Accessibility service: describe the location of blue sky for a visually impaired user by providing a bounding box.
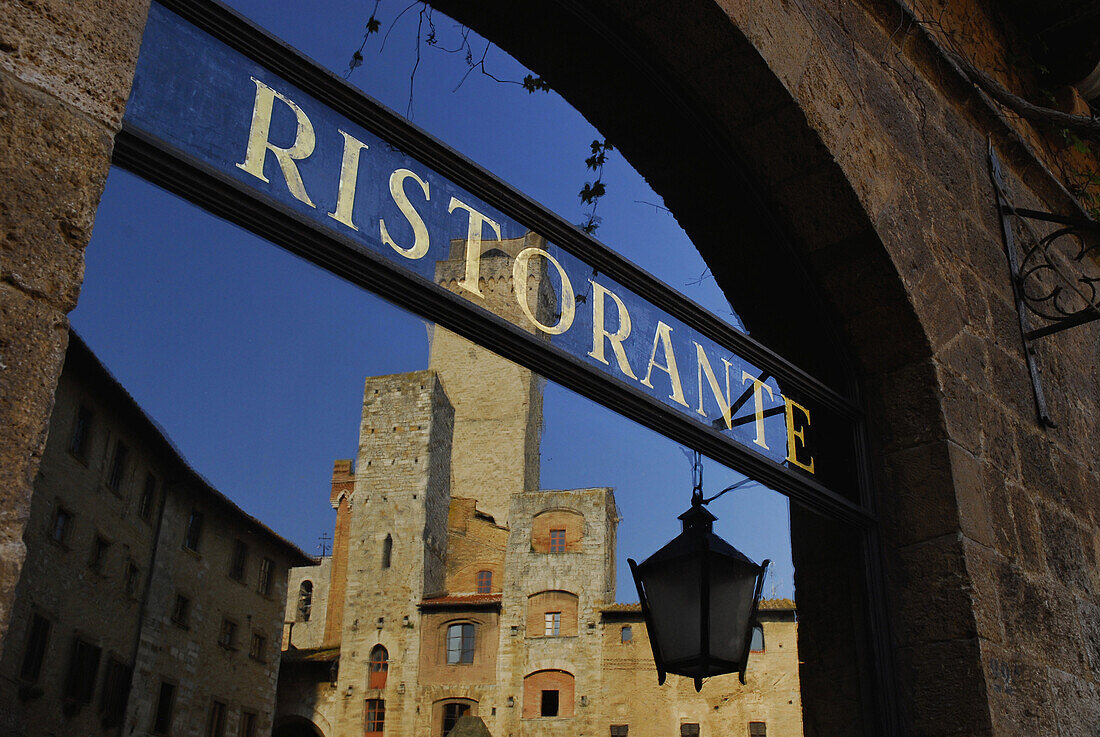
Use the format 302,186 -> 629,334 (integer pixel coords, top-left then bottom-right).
72,0 -> 796,600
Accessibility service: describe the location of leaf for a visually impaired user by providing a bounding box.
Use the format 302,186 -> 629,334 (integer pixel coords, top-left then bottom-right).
366,16 -> 380,33
521,75 -> 552,93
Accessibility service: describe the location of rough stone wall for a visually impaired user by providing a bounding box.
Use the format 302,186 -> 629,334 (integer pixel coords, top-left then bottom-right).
0,358 -> 158,736
598,607 -> 802,737
0,0 -> 150,651
430,232 -> 554,525
445,497 -> 508,594
326,370 -> 453,737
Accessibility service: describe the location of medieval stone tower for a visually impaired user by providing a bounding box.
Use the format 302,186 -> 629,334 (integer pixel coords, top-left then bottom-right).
274,233 -> 801,737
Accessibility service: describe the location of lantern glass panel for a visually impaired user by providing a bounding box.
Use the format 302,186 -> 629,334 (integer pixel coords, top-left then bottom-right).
641,554 -> 702,665
707,555 -> 759,666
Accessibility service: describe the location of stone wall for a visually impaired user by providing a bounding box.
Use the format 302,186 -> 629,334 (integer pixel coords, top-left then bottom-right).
0,0 -> 150,649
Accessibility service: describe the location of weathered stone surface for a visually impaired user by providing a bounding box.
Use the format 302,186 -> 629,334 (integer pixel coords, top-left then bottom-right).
891,536 -> 977,648
0,75 -> 112,310
0,0 -> 150,129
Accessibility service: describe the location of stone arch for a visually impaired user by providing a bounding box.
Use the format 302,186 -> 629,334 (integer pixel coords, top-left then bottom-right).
526,589 -> 579,636
424,2 -> 992,735
273,714 -> 326,737
531,508 -> 584,553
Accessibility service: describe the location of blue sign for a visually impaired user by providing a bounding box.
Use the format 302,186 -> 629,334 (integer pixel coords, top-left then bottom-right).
125,2 -> 827,479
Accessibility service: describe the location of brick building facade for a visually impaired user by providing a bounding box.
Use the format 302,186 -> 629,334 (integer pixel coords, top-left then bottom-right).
3,1 -> 1100,736
0,333 -> 312,736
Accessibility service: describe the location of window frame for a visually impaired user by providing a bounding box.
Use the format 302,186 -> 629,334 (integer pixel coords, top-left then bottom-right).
544,611 -> 561,637
257,556 -> 274,596
105,439 -> 129,493
217,617 -> 238,650
183,509 -> 203,553
365,698 -> 385,735
69,404 -> 94,463
445,622 -> 475,665
297,579 -> 314,621
548,528 -> 566,553
19,613 -> 51,683
540,689 -> 560,717
249,632 -> 266,662
50,504 -> 74,547
171,593 -> 192,629
476,569 -> 492,594
63,636 -> 102,705
229,539 -> 248,582
206,699 -> 228,737
152,680 -> 177,735
138,472 -> 158,521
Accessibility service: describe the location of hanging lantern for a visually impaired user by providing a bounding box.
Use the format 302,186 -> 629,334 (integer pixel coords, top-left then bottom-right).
629,499 -> 769,692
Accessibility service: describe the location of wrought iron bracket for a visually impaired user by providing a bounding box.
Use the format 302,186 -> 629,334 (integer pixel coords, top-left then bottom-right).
989,143 -> 1100,428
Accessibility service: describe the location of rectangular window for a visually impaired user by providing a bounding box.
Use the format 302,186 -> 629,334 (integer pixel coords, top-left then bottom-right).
446,623 -> 475,664
184,510 -> 203,552
238,711 -> 257,737
610,727 -> 629,737
206,700 -> 227,737
541,689 -> 559,717
621,625 -> 632,643
748,723 -> 766,737
476,569 -> 492,594
749,624 -> 764,652
257,557 -> 274,595
64,637 -> 102,704
249,633 -> 266,661
51,506 -> 73,545
681,725 -> 700,737
365,698 -> 385,734
218,618 -> 237,650
442,702 -> 469,736
549,528 -> 566,553
125,561 -> 140,598
89,535 -> 110,572
69,405 -> 93,462
106,441 -> 128,492
544,611 -> 561,636
152,681 -> 176,734
171,594 -> 191,628
229,540 -> 248,582
19,613 -> 51,682
139,473 -> 158,521
100,658 -> 132,727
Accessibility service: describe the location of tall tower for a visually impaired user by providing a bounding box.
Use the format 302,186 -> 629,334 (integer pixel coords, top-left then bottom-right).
429,231 -> 555,526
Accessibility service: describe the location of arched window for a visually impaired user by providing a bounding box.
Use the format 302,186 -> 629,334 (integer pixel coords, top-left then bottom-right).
442,702 -> 470,736
381,534 -> 392,569
297,581 -> 313,622
476,570 -> 492,594
527,591 -> 579,637
750,624 -> 765,653
446,623 -> 475,664
369,645 -> 388,689
434,698 -> 477,737
522,670 -> 575,719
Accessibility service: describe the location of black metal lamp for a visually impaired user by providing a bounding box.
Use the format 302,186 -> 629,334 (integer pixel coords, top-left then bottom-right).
628,462 -> 769,692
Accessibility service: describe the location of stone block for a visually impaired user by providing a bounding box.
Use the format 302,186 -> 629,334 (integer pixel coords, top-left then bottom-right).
980,641 -> 1056,737
795,41 -> 857,154
995,561 -> 1085,669
939,370 -> 982,456
894,639 -> 992,737
882,441 -> 961,547
1078,596 -> 1100,679
0,0 -> 150,129
1048,668 -> 1100,737
891,536 -> 976,648
0,75 -> 113,310
1039,507 -> 1093,595
1007,486 -> 1046,573
870,359 -> 945,451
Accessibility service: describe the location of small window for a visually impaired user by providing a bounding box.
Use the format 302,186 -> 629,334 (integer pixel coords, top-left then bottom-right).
381,534 -> 392,569
100,658 -> 132,727
748,723 -> 766,737
238,711 -> 257,737
51,506 -> 74,545
442,702 -> 471,736
541,689 -> 559,717
750,624 -> 764,653
610,727 -> 629,737
249,633 -> 266,662
446,623 -> 475,664
549,529 -> 566,553
206,700 -> 227,737
171,594 -> 191,628
19,613 -> 51,683
257,557 -> 274,596
621,625 -> 632,643
218,618 -> 237,649
476,570 -> 492,594
152,681 -> 176,735
106,441 -> 129,493
544,612 -> 561,637
89,535 -> 110,572
139,474 -> 158,521
64,637 -> 102,704
125,561 -> 140,598
681,725 -> 700,737
369,645 -> 389,689
229,540 -> 248,582
69,405 -> 93,462
298,580 -> 314,621
365,698 -> 385,735
184,510 -> 203,552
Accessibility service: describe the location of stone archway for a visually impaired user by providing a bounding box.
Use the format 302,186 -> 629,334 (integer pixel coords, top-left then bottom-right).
273,715 -> 326,737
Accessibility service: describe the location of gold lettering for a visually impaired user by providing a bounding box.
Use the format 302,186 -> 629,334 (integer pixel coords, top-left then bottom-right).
695,343 -> 734,429
235,77 -> 316,207
448,197 -> 503,298
513,248 -> 575,334
327,130 -> 369,230
783,396 -> 815,473
588,281 -> 637,380
741,371 -> 775,450
380,168 -> 431,259
640,321 -> 688,407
